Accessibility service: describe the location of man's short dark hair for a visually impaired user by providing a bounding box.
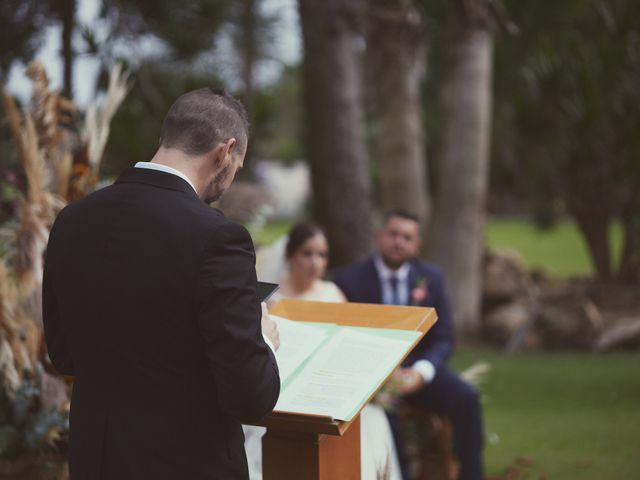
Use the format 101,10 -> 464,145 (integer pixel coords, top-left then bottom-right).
160,88 -> 249,156
383,208 -> 420,226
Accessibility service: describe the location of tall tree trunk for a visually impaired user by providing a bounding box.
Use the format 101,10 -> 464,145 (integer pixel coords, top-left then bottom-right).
618,220 -> 640,283
564,163 -> 615,281
572,211 -> 612,281
299,0 -> 373,267
616,197 -> 640,283
431,3 -> 494,336
240,0 -> 256,116
60,0 -> 75,99
368,0 -> 429,227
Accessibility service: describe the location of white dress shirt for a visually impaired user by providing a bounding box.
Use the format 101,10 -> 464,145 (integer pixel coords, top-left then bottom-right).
373,255 -> 410,306
134,161 -> 197,193
133,161 -> 277,354
373,254 -> 436,384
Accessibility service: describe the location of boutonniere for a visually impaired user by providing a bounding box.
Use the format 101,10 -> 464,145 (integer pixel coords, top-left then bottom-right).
410,277 -> 429,305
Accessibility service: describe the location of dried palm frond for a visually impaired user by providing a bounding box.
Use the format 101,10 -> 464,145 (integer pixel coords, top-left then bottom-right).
1,103 -> 63,282
56,150 -> 73,197
84,62 -> 130,173
7,336 -> 32,383
0,259 -> 18,323
0,335 -> 20,396
1,90 -> 60,216
66,145 -> 91,201
25,60 -> 77,203
0,217 -> 46,399
13,201 -> 49,294
1,302 -> 41,387
41,191 -> 66,226
23,112 -> 50,206
26,60 -> 57,147
67,63 -> 129,200
26,60 -> 75,152
11,307 -> 40,377
1,89 -> 28,170
0,261 -> 18,339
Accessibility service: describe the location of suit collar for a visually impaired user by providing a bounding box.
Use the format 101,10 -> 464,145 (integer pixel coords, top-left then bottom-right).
372,254 -> 411,281
364,258 -> 383,304
115,167 -> 201,199
134,161 -> 197,193
408,261 -> 420,293
368,256 -> 427,305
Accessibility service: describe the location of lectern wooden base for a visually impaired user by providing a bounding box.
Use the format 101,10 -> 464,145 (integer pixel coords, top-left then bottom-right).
260,300 -> 437,480
262,415 -> 361,480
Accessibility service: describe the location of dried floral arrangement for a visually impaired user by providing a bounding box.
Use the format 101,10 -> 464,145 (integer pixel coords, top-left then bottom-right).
0,60 -> 129,472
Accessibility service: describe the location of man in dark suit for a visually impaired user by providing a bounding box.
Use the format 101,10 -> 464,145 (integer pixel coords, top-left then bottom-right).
43,88 -> 280,480
334,209 -> 483,480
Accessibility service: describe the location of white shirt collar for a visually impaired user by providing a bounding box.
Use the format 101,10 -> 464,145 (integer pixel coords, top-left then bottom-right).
134,162 -> 197,194
373,254 -> 410,281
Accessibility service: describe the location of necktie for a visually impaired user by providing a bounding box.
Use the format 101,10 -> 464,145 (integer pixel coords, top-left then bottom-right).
389,274 -> 401,305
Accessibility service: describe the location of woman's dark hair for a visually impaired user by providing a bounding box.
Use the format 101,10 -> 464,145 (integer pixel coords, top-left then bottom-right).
285,222 -> 326,259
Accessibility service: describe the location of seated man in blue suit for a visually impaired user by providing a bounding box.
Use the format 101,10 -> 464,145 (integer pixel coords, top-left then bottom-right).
334,209 -> 484,480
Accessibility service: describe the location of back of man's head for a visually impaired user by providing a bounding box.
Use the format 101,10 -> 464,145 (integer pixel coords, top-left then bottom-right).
160,88 -> 249,156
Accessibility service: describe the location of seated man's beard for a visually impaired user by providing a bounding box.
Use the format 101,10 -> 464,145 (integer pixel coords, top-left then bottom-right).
381,253 -> 404,271
204,164 -> 232,204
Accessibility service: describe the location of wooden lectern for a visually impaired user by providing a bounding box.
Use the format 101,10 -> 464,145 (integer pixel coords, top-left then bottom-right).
261,300 -> 438,480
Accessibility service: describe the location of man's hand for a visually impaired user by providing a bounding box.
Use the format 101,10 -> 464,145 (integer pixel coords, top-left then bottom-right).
393,367 -> 424,395
261,302 -> 280,351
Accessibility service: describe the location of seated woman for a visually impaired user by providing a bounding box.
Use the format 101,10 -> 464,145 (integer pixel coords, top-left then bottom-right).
269,222 -> 345,304
244,222 -> 402,480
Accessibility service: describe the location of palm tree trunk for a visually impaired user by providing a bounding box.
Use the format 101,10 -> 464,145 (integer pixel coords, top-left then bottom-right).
299,0 -> 373,266
368,0 -> 429,226
432,11 -> 494,336
240,0 -> 256,116
617,221 -> 639,283
60,0 -> 75,99
573,210 -> 612,281
615,199 -> 639,283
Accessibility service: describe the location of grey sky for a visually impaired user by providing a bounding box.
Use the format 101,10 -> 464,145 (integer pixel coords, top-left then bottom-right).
7,0 -> 301,107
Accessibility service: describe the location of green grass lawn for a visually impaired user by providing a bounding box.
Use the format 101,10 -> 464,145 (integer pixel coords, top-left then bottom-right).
451,348 -> 640,479
486,219 -> 622,278
251,220 -> 293,247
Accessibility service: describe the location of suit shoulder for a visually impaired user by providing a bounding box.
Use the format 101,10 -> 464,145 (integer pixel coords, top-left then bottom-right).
333,258 -> 372,282
414,261 -> 446,284
217,219 -> 252,242
202,213 -> 253,248
49,184 -> 117,227
422,262 -> 444,276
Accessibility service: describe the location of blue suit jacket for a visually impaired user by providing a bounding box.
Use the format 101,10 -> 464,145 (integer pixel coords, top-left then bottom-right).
333,257 -> 454,371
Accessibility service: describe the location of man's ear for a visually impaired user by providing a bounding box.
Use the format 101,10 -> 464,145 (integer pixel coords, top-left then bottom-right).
411,226 -> 423,255
212,138 -> 237,168
414,236 -> 423,255
220,138 -> 237,162
226,137 -> 237,155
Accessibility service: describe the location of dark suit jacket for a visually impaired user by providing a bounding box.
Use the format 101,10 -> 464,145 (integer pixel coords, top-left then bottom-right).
334,257 -> 454,371
43,168 -> 280,480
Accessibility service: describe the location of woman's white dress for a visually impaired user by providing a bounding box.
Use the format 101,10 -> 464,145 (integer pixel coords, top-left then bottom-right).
243,280 -> 402,480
